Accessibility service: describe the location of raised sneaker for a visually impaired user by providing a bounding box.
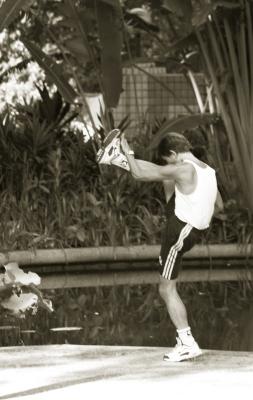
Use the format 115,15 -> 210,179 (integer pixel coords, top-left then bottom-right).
103,128 -> 122,147
96,130 -> 130,171
96,128 -> 122,163
110,147 -> 130,170
163,337 -> 202,362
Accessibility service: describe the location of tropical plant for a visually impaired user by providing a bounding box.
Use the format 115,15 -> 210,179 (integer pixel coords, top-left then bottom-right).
0,262 -> 53,318
0,0 -> 32,32
195,2 -> 253,211
0,0 -> 126,156
0,88 -> 251,253
18,0 -> 126,142
130,1 -> 253,212
0,86 -> 164,250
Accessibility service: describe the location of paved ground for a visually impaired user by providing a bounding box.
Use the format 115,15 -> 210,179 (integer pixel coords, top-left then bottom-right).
0,345 -> 252,399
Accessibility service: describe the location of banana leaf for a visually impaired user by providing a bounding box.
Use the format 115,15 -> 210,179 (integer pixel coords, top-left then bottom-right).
21,39 -> 78,104
196,16 -> 253,211
162,0 -> 192,18
193,1 -> 240,28
64,37 -> 90,59
64,0 -> 93,60
0,0 -> 30,31
61,0 -> 104,135
163,0 -> 192,34
98,0 -> 121,8
96,0 -> 123,108
148,113 -> 218,150
246,1 -> 253,131
125,8 -> 159,32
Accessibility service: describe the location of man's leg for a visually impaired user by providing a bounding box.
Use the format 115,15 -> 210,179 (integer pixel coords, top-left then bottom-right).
96,129 -> 130,171
158,217 -> 202,361
159,277 -> 189,330
158,276 -> 202,361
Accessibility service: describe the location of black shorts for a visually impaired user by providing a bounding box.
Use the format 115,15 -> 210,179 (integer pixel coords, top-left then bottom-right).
159,212 -> 201,280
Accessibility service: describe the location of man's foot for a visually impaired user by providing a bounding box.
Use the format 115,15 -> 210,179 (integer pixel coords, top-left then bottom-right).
96,129 -> 129,171
163,337 -> 202,362
102,128 -> 122,149
96,128 -> 122,163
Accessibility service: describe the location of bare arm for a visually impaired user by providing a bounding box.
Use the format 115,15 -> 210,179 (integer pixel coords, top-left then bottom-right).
128,157 -> 175,201
131,159 -> 179,181
128,157 -> 183,181
121,136 -> 182,182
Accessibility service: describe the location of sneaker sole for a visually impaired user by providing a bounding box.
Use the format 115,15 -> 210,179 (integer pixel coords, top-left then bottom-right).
102,129 -> 122,149
163,349 -> 202,362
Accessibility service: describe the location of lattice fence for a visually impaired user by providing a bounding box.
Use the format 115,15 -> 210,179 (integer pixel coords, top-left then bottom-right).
113,65 -> 206,132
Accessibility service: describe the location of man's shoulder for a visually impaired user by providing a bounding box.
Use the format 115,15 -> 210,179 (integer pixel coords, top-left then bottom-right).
177,161 -> 195,174
161,161 -> 194,182
174,162 -> 196,186
162,161 -> 193,170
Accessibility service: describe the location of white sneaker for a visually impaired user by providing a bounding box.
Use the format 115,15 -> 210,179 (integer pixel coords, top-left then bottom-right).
111,147 -> 130,171
96,129 -> 121,163
163,337 -> 202,362
102,128 -> 122,148
96,129 -> 130,171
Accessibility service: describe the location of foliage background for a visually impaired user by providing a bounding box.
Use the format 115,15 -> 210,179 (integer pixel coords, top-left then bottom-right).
0,0 -> 253,350
0,91 -> 252,352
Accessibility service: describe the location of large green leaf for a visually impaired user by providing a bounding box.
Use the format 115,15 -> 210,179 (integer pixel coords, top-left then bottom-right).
96,0 -> 123,107
192,1 -> 240,28
245,1 -> 253,130
196,24 -> 253,211
128,8 -> 152,25
21,39 -> 78,104
163,0 -> 192,33
56,7 -> 95,32
63,0 -> 93,60
98,0 -> 121,9
148,113 -> 218,150
162,0 -> 192,18
64,37 -> 89,59
56,0 -> 123,107
126,7 -> 159,32
0,0 -> 30,31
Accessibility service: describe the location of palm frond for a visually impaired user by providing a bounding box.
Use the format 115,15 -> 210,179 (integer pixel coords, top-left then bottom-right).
0,59 -> 31,84
21,38 -> 77,104
148,113 -> 218,150
0,0 -> 30,31
96,0 -> 123,107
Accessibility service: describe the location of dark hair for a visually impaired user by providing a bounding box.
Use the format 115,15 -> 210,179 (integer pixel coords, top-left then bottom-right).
157,132 -> 192,159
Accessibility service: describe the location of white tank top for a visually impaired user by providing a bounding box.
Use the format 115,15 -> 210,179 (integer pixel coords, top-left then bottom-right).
175,160 -> 217,230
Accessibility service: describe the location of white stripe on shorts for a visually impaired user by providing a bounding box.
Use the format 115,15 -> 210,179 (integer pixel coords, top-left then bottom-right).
162,223 -> 193,280
162,224 -> 189,279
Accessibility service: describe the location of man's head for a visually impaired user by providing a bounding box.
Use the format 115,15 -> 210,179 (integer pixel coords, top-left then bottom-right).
157,132 -> 192,163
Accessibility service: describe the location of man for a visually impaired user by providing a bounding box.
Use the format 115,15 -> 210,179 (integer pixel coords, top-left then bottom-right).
97,130 -> 223,361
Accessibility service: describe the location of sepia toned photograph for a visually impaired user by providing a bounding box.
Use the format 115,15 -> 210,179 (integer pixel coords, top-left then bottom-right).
0,0 -> 252,399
